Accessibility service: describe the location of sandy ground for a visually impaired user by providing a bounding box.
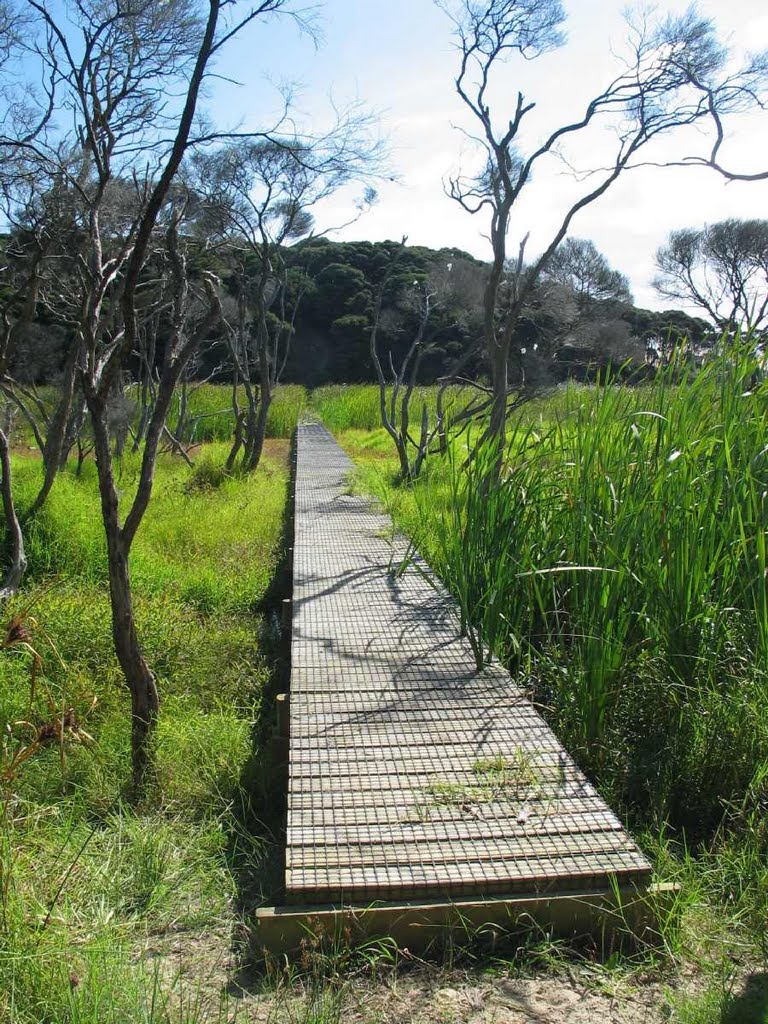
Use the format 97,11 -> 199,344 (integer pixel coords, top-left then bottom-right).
329,973 -> 674,1024
141,924 -> 686,1023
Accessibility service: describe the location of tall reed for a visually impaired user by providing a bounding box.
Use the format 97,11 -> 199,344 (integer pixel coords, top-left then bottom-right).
309,383 -> 466,435
413,347 -> 768,832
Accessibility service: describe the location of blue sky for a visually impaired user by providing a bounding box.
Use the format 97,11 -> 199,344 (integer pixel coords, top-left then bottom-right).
200,0 -> 768,311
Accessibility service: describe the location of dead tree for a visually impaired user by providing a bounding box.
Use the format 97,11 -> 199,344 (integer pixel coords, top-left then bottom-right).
370,271 -> 436,482
192,124 -> 380,472
443,0 -> 768,467
368,243 -> 490,478
369,245 -> 483,481
223,253 -> 308,472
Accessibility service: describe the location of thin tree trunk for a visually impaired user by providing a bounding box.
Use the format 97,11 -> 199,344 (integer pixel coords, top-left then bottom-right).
175,380 -> 189,442
394,434 -> 411,482
239,375 -> 258,468
133,375 -> 153,452
411,402 -> 430,479
436,385 -> 448,456
75,437 -> 92,477
59,398 -> 87,469
0,426 -> 27,600
28,344 -> 80,514
242,316 -> 270,473
488,341 -> 509,474
161,424 -> 193,467
225,373 -> 243,472
88,393 -> 159,795
245,372 -> 270,472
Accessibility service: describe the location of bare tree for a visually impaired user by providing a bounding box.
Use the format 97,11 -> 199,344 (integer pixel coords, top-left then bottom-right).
191,123 -> 379,472
0,0 -> 307,793
369,245 -> 484,480
443,0 -> 768,462
654,219 -> 768,336
370,249 -> 440,482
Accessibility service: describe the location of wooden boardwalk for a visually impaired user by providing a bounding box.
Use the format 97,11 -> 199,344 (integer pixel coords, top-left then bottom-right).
283,423 -> 652,909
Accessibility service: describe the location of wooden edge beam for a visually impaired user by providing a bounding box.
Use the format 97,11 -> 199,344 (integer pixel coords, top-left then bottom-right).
282,598 -> 292,629
253,882 -> 680,958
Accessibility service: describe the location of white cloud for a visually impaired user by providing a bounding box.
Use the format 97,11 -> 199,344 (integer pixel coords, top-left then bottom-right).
216,0 -> 768,314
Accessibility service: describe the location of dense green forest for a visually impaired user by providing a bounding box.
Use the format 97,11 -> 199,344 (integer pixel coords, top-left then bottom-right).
4,233 -> 714,390
279,238 -> 714,385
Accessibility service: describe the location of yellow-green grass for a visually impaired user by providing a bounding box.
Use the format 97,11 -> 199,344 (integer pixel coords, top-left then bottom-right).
167,382 -> 308,442
309,383 -> 476,434
0,443 -> 288,1022
6,383 -> 309,452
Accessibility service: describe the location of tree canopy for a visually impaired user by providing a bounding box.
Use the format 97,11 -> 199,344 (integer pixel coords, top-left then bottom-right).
654,219 -> 768,336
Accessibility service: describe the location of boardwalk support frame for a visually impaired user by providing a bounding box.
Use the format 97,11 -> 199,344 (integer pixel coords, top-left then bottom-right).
254,882 -> 678,956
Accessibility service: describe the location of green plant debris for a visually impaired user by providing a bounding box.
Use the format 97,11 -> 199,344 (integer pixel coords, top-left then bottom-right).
414,750 -> 542,819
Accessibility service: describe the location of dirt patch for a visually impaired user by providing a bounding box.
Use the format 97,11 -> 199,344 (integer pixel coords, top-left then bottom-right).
137,925 -> 682,1023
262,438 -> 292,471
331,970 -> 673,1024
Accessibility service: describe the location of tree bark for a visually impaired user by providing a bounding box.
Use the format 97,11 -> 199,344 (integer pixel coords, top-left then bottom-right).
244,320 -> 271,472
245,383 -> 270,472
28,342 -> 81,515
59,399 -> 88,470
225,373 -> 244,472
88,393 -> 159,795
0,426 -> 27,600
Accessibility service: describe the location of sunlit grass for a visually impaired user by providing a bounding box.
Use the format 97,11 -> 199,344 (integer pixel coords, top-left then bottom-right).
166,383 -> 308,442
0,442 -> 288,1023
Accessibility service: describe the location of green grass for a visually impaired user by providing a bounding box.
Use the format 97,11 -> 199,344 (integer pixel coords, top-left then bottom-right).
165,383 -> 308,442
309,385 -> 384,432
6,384 -> 309,452
309,383 -> 469,435
0,442 -> 288,1022
4,363 -> 768,1019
